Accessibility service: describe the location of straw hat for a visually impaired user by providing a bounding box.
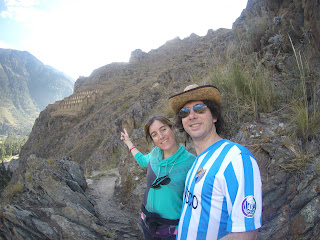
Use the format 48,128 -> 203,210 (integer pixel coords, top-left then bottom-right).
169,84 -> 221,113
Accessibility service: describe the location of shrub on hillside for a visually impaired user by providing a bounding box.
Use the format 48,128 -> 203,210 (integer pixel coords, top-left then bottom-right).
0,161 -> 12,191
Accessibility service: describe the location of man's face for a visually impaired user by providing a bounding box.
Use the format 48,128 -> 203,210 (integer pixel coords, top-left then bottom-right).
181,100 -> 217,142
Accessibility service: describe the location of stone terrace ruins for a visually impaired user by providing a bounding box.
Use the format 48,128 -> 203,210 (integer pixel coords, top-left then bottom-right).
50,89 -> 102,117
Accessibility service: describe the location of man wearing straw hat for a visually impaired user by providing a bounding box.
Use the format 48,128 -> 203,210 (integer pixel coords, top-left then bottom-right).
169,84 -> 262,240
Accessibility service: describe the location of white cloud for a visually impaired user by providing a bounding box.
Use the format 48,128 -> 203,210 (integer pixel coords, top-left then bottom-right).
1,0 -> 42,20
0,41 -> 14,49
1,0 -> 248,78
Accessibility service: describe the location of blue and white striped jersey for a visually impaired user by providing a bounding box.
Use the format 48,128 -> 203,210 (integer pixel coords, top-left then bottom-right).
177,139 -> 262,240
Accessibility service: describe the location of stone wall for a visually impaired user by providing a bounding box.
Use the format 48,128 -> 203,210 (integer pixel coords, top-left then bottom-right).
51,89 -> 102,117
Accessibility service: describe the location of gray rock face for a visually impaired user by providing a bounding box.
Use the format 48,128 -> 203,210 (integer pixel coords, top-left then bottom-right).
233,114 -> 320,240
0,155 -> 111,239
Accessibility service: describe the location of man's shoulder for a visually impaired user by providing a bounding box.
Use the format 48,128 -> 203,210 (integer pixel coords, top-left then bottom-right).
224,141 -> 253,157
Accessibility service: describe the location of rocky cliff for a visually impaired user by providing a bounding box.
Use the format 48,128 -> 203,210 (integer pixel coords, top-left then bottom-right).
0,155 -> 117,239
0,49 -> 74,135
1,0 -> 320,239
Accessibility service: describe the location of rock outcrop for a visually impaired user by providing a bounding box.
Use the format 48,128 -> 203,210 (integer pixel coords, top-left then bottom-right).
234,114 -> 320,239
0,155 -> 112,239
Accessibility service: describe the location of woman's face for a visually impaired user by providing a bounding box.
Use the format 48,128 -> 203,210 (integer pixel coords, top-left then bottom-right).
149,120 -> 176,151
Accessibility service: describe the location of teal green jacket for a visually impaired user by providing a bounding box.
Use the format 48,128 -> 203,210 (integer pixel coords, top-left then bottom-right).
134,145 -> 196,220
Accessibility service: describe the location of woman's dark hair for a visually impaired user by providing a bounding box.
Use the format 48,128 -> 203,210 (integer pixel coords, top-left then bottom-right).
144,116 -> 174,144
174,100 -> 225,139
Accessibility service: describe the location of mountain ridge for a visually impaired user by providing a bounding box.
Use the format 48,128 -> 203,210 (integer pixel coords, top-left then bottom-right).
0,48 -> 74,135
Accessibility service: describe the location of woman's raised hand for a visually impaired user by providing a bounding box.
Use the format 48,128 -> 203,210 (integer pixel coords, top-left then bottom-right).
120,128 -> 133,148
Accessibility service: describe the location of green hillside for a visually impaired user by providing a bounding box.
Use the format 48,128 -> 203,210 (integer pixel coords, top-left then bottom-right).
0,49 -> 74,135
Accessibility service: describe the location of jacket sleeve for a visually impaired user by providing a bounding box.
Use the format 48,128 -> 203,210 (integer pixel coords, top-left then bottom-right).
134,152 -> 150,168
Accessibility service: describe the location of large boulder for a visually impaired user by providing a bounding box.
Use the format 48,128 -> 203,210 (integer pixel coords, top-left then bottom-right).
0,155 -> 111,239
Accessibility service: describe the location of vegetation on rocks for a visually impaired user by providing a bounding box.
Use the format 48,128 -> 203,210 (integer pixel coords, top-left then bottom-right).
0,161 -> 12,191
0,134 -> 28,162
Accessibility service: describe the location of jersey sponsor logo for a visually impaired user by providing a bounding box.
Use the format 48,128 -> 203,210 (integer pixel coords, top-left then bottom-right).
195,167 -> 206,184
184,189 -> 198,209
242,195 -> 256,218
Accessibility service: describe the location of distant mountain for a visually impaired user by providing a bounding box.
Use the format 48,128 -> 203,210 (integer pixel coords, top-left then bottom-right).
0,49 -> 74,135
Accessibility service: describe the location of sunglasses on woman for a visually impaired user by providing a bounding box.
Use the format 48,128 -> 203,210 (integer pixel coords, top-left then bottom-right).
151,175 -> 171,188
178,103 -> 208,118
151,158 -> 177,189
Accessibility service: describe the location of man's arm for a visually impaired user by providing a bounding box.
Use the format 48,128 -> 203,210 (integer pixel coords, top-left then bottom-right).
220,229 -> 258,240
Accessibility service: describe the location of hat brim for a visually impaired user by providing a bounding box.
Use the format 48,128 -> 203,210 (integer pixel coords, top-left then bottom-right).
169,85 -> 221,113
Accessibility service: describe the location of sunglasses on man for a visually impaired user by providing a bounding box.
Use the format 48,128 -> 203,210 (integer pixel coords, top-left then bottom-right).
178,103 -> 208,118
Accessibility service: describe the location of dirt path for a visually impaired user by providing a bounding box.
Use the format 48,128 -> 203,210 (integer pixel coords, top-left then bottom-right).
85,168 -> 142,240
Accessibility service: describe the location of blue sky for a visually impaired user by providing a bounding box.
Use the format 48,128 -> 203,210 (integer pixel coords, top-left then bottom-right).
0,0 -> 248,79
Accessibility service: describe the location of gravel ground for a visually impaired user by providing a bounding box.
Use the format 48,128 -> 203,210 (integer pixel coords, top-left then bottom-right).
86,168 -> 142,240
